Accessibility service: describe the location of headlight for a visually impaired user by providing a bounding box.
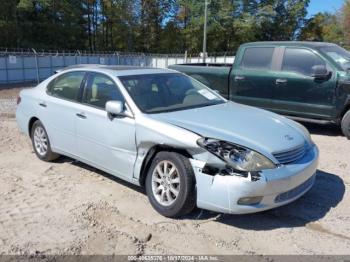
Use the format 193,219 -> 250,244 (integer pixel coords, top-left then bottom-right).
197,138 -> 276,172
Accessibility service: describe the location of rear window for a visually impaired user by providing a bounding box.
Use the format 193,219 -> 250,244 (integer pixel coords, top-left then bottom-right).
241,47 -> 274,70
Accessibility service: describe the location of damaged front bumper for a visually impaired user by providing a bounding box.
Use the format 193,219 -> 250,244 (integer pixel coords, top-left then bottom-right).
190,145 -> 319,214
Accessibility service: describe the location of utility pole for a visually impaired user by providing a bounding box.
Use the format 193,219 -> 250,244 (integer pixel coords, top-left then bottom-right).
202,0 -> 208,63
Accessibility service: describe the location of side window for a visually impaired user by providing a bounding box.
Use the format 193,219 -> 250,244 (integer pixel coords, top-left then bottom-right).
48,72 -> 85,101
83,73 -> 124,109
282,48 -> 326,76
241,47 -> 274,70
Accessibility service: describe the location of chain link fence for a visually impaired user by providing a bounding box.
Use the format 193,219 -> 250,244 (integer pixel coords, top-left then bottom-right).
0,48 -> 235,87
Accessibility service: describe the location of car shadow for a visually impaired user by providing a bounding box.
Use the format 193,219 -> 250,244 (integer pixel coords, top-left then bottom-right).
301,122 -> 343,137
56,156 -> 146,194
185,170 -> 345,230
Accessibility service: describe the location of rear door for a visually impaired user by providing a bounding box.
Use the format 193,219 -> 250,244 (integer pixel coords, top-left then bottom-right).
230,46 -> 278,110
76,72 -> 137,180
44,71 -> 86,156
271,47 -> 336,119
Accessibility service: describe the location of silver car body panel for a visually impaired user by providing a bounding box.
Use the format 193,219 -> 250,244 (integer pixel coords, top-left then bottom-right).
16,66 -> 319,214
148,102 -> 309,163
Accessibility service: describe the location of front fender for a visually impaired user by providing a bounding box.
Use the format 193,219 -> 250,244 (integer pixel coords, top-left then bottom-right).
132,115 -> 202,181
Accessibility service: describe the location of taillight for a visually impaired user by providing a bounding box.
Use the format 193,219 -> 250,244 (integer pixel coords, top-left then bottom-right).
16,96 -> 21,105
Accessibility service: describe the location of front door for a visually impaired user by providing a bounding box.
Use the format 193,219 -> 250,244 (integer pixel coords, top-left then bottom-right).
76,72 -> 137,181
271,47 -> 336,119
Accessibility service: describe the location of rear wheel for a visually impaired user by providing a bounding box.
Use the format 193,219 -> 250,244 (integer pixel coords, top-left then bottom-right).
341,110 -> 350,139
145,151 -> 196,218
31,120 -> 60,161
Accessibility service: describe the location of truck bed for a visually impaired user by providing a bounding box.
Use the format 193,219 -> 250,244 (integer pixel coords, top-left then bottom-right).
168,63 -> 232,98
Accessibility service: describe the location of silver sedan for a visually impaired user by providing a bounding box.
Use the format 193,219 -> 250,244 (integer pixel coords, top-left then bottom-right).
16,66 -> 318,217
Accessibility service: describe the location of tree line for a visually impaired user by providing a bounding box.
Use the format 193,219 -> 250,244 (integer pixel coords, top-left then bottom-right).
0,0 -> 349,54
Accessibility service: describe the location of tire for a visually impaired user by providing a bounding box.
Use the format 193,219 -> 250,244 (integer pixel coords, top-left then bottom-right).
145,151 -> 196,218
31,120 -> 60,161
341,110 -> 350,139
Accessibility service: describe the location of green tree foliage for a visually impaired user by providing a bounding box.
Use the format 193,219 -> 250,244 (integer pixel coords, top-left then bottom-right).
136,0 -> 177,52
300,12 -> 344,44
0,0 -> 18,48
343,0 -> 350,47
299,0 -> 350,47
14,0 -> 86,49
175,0 -> 310,53
1,0 -> 343,53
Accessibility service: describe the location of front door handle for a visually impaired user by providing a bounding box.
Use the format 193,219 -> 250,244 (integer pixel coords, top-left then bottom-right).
76,112 -> 87,119
39,102 -> 47,108
276,79 -> 288,84
235,76 -> 245,81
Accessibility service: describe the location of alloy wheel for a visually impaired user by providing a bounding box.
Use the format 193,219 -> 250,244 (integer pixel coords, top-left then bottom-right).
33,126 -> 48,156
151,160 -> 180,206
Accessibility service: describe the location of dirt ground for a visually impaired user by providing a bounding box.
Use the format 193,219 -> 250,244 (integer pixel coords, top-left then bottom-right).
0,88 -> 349,256
0,87 -> 24,99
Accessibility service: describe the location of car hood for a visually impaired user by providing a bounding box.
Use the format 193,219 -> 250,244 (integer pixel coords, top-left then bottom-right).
148,102 -> 306,157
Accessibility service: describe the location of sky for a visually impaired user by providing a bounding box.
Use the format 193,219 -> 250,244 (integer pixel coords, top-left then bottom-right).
308,0 -> 344,17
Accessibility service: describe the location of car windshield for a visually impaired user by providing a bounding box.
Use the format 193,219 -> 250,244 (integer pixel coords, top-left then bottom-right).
119,73 -> 225,113
320,45 -> 350,70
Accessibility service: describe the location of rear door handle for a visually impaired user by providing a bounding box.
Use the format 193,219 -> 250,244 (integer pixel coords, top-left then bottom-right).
276,79 -> 288,84
235,76 -> 245,81
39,102 -> 47,108
76,112 -> 87,119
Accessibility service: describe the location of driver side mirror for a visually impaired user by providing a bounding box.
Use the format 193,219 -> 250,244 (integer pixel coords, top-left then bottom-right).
311,65 -> 331,80
106,100 -> 124,118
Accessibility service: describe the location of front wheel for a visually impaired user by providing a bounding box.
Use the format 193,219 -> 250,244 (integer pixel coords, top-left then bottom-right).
341,110 -> 350,139
31,120 -> 60,161
145,151 -> 196,218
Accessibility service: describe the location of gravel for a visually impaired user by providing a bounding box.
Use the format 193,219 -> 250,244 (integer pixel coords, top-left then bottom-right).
0,87 -> 26,116
0,99 -> 17,115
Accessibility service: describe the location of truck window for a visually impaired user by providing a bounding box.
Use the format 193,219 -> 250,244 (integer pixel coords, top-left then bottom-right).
320,45 -> 350,70
282,48 -> 326,76
241,47 -> 274,70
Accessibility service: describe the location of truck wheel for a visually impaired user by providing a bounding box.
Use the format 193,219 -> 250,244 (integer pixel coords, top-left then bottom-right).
145,151 -> 196,218
31,120 -> 60,161
341,110 -> 350,139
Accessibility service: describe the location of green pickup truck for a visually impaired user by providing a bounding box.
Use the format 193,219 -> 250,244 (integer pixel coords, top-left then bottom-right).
169,41 -> 350,138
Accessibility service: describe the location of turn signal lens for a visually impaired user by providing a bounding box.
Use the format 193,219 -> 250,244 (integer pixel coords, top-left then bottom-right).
237,196 -> 263,205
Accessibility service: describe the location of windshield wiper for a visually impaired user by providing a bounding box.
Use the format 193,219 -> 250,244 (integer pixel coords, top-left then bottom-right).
147,101 -> 225,114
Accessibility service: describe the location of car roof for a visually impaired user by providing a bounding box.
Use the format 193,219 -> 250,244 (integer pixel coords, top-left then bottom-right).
57,64 -> 175,76
240,41 -> 338,49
